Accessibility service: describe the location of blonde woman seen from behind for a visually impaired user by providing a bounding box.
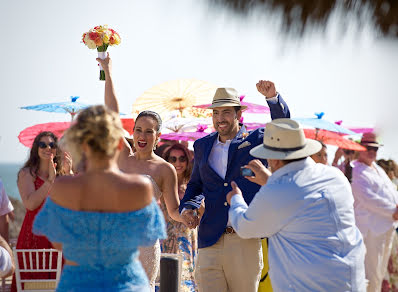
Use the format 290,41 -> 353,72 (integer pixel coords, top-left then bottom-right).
33,105 -> 166,291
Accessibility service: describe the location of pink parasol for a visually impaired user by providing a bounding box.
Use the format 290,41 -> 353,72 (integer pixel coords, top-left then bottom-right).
244,122 -> 266,131
334,120 -> 374,134
194,95 -> 270,114
304,129 -> 366,151
18,122 -> 71,148
160,124 -> 211,142
18,118 -> 135,148
239,117 -> 266,131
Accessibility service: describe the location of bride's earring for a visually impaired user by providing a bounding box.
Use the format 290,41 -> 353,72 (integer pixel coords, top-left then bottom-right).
153,139 -> 159,150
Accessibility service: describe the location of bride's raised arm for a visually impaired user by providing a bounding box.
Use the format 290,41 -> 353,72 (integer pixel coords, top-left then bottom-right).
96,53 -> 132,156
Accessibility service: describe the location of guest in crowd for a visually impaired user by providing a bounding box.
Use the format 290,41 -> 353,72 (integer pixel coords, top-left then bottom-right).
227,118 -> 366,291
11,131 -> 71,292
33,105 -> 166,291
332,147 -> 357,183
351,132 -> 398,292
97,53 -> 189,290
379,158 -> 398,291
0,235 -> 14,278
154,142 -> 171,158
310,141 -> 328,164
378,159 -> 398,182
162,143 -> 202,291
0,178 -> 14,242
181,81 -> 290,292
377,159 -> 398,291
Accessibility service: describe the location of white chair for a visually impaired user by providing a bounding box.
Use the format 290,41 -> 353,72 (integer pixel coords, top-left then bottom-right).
13,248 -> 62,292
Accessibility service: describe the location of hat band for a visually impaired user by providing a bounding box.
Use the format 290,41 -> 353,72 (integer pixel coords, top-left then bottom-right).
263,143 -> 306,152
212,99 -> 241,105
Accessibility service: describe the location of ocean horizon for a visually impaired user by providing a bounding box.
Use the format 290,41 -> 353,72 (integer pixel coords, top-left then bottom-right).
0,162 -> 22,200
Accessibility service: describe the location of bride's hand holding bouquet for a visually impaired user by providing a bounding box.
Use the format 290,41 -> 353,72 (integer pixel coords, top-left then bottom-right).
82,25 -> 121,80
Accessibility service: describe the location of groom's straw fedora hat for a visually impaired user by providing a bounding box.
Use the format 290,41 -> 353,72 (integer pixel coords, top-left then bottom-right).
250,119 -> 322,160
207,88 -> 247,110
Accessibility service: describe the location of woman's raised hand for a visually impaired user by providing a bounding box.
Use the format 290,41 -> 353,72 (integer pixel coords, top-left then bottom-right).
62,152 -> 73,175
48,154 -> 57,183
96,52 -> 112,75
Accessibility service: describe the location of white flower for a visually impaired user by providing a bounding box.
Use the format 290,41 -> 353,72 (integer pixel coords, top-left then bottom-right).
83,34 -> 97,49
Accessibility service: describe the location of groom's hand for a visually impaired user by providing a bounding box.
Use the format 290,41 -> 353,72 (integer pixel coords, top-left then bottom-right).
256,80 -> 277,99
181,209 -> 200,229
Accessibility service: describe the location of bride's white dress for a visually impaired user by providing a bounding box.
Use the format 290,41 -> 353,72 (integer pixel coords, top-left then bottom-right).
139,176 -> 162,291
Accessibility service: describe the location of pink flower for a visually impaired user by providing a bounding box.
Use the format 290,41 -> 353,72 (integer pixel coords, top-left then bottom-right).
89,31 -> 99,40
197,124 -> 208,132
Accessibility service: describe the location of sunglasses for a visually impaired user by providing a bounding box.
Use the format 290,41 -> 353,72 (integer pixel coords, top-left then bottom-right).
366,146 -> 379,152
343,150 -> 354,155
38,141 -> 56,149
168,156 -> 187,163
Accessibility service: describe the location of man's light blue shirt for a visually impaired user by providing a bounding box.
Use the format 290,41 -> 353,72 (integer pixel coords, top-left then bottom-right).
229,158 -> 366,291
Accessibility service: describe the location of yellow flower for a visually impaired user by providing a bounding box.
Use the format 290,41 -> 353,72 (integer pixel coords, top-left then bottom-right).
242,132 -> 249,138
103,33 -> 110,44
113,34 -> 121,45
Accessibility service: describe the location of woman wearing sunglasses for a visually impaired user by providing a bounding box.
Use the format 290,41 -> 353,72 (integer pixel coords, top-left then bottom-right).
162,143 -> 203,291
11,131 -> 71,292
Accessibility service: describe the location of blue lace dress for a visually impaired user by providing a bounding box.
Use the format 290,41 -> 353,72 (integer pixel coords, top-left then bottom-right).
33,198 -> 166,292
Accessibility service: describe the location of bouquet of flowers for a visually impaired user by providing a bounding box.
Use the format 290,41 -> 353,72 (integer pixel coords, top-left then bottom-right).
82,25 -> 121,80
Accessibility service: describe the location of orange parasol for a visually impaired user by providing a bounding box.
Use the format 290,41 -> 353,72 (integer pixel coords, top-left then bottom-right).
304,129 -> 366,151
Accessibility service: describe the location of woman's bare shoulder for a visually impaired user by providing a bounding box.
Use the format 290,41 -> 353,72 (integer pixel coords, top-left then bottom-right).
18,167 -> 32,178
157,159 -> 177,177
118,173 -> 153,209
50,175 -> 81,205
17,168 -> 35,186
151,156 -> 173,171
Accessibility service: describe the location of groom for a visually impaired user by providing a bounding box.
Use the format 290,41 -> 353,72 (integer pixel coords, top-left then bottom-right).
180,81 -> 290,291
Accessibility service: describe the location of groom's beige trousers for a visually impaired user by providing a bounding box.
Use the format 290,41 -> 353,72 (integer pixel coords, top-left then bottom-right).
195,232 -> 263,292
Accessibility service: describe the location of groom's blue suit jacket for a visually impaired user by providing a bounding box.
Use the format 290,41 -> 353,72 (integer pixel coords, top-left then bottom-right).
180,95 -> 290,248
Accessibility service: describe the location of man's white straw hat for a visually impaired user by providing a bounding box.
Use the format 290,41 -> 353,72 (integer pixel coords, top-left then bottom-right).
250,118 -> 322,160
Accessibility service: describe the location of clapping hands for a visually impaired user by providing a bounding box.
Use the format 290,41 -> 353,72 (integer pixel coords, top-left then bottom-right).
48,154 -> 57,183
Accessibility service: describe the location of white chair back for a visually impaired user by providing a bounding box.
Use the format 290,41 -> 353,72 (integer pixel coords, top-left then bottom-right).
13,248 -> 62,292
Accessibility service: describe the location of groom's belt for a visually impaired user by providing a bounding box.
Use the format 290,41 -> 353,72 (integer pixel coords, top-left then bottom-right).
224,226 -> 236,234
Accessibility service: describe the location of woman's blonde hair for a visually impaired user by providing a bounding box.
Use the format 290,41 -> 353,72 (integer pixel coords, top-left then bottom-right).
62,105 -> 124,165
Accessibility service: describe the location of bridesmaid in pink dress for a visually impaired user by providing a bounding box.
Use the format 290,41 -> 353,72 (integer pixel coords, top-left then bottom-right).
11,131 -> 71,292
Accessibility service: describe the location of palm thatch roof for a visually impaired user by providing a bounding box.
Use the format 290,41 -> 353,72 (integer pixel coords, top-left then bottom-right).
208,0 -> 398,38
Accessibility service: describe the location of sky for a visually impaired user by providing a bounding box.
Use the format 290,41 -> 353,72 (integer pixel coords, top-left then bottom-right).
0,0 -> 397,163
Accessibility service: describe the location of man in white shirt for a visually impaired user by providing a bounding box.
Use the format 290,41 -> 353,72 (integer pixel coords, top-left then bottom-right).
227,119 -> 366,291
0,178 -> 13,242
351,132 -> 398,292
0,234 -> 14,278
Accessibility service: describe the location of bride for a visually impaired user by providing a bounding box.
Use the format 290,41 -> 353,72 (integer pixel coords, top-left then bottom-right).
97,53 -> 189,290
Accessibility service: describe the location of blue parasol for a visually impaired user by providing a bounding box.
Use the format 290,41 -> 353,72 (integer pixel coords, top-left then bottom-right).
293,112 -> 357,135
20,96 -> 90,120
